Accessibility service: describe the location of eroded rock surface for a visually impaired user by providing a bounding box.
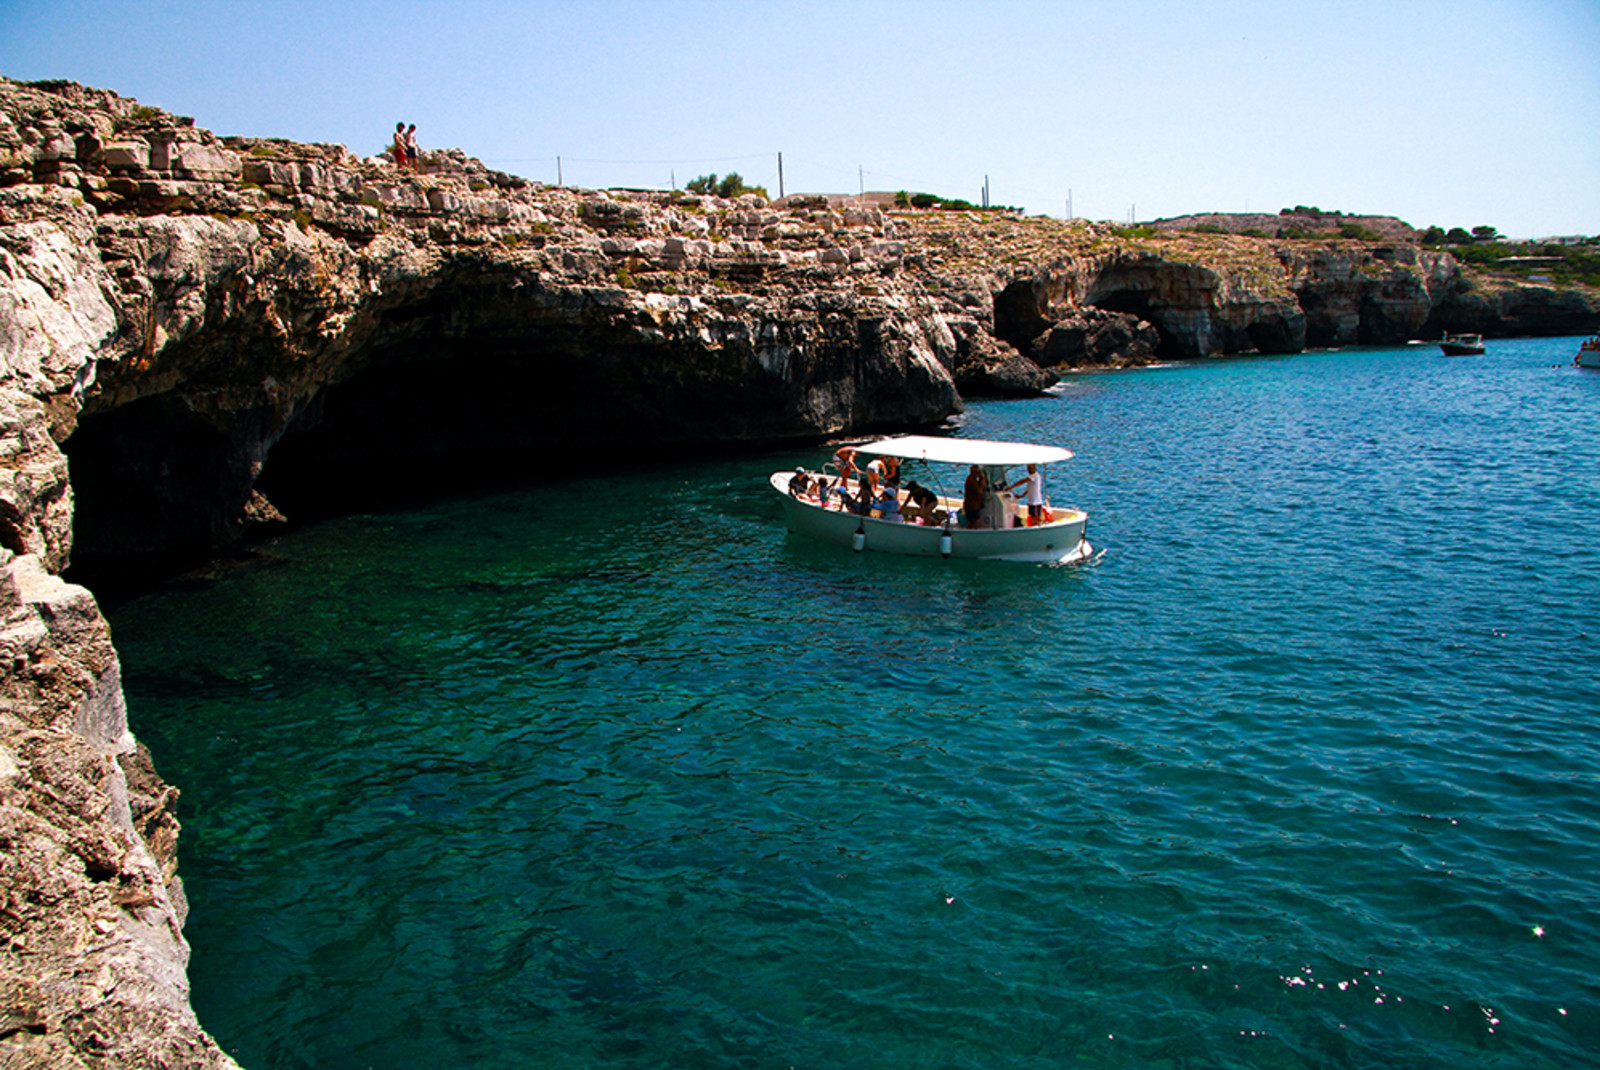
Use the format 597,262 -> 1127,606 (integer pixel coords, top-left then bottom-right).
1,551 -> 238,1069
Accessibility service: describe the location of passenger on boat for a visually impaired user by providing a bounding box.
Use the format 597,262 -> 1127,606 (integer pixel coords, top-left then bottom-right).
861,457 -> 885,498
873,485 -> 903,521
832,447 -> 859,492
824,478 -> 865,515
962,466 -> 987,528
902,481 -> 945,526
788,469 -> 814,500
1008,464 -> 1045,525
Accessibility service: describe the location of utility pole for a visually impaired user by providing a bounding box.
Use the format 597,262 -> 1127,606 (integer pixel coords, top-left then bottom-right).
557,156 -> 562,187
858,165 -> 864,201
778,151 -> 784,199
1067,189 -> 1073,219
983,175 -> 989,208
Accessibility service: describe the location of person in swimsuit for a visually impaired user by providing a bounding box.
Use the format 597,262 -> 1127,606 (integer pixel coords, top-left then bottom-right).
832,447 -> 859,494
902,480 -> 943,525
392,122 -> 409,170
405,124 -> 419,172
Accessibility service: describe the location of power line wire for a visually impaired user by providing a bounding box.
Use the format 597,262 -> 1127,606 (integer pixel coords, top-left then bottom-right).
483,152 -> 772,166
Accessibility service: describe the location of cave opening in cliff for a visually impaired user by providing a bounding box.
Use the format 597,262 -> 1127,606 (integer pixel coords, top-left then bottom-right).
63,395 -> 263,592
1088,289 -> 1180,356
252,343 -> 756,527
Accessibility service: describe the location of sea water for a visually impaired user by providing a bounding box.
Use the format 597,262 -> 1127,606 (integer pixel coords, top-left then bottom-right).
109,338 -> 1600,1069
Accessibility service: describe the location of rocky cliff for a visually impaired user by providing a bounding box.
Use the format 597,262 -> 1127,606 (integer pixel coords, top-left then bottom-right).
2,75 -> 1598,1066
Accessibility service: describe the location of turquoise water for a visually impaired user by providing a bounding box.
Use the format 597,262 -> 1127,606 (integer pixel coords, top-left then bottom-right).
110,338 -> 1600,1069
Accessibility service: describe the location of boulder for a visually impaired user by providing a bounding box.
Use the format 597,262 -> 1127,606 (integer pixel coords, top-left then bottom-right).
953,329 -> 1056,397
101,140 -> 148,170
173,143 -> 240,179
1034,308 -> 1160,368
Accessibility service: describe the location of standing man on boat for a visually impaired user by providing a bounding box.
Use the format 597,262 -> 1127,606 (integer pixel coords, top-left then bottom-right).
1010,464 -> 1045,525
962,465 -> 987,527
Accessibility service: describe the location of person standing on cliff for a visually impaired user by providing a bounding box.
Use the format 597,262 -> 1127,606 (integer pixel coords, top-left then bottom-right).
392,122 -> 409,171
405,124 -> 420,173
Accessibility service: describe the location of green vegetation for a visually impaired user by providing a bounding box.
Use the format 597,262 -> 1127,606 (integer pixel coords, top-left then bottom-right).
1338,222 -> 1384,241
1424,224 -> 1510,247
1109,225 -> 1158,239
686,172 -> 769,199
893,190 -> 1019,212
1449,240 -> 1600,287
1187,222 -> 1227,235
130,105 -> 162,122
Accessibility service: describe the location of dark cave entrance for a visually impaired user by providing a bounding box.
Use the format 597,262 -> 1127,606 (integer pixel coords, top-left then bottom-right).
61,332 -> 787,594
63,395 -> 264,590
1087,288 -> 1186,357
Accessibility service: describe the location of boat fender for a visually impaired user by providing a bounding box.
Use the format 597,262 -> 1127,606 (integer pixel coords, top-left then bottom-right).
852,524 -> 866,552
939,526 -> 952,558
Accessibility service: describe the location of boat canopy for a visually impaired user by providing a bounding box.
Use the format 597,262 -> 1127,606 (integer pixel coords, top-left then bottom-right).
854,435 -> 1073,467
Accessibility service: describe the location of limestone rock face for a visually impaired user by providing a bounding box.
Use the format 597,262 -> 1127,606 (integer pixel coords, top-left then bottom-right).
1150,210 -> 1419,243
991,249 -> 1306,360
951,326 -> 1057,396
1421,253 -> 1600,336
1282,245 -> 1433,346
0,551 -> 238,1070
1034,308 -> 1161,369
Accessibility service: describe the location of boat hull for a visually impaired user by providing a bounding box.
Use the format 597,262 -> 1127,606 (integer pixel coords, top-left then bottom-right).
1578,342 -> 1600,369
1440,333 -> 1485,356
772,473 -> 1092,564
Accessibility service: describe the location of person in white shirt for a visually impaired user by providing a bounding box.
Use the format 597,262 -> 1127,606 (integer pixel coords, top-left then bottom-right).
1009,464 -> 1045,525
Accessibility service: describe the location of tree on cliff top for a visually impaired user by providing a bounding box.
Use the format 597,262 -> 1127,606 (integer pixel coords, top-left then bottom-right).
686,172 -> 768,199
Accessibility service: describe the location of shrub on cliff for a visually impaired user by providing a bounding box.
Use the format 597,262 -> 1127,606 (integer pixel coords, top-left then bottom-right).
686,172 -> 768,199
1338,222 -> 1383,241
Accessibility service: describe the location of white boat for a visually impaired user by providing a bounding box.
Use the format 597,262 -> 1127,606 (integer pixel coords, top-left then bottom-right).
1440,333 -> 1485,356
1577,336 -> 1600,368
771,434 -> 1094,564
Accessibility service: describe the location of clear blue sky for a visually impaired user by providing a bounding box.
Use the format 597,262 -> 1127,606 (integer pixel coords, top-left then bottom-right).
4,0 -> 1597,237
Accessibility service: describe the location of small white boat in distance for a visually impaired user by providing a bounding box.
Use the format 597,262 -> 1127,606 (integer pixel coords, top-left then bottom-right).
771,434 -> 1094,564
1577,336 -> 1600,368
1440,333 -> 1486,355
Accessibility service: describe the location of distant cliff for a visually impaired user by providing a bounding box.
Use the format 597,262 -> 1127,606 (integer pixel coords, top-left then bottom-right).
2,75 -> 1598,1068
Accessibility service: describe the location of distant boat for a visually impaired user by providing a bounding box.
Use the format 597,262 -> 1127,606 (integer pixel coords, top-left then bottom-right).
1578,336 -> 1600,369
1439,333 -> 1485,356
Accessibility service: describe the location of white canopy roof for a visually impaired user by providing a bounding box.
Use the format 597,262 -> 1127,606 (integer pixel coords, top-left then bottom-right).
853,435 -> 1073,467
